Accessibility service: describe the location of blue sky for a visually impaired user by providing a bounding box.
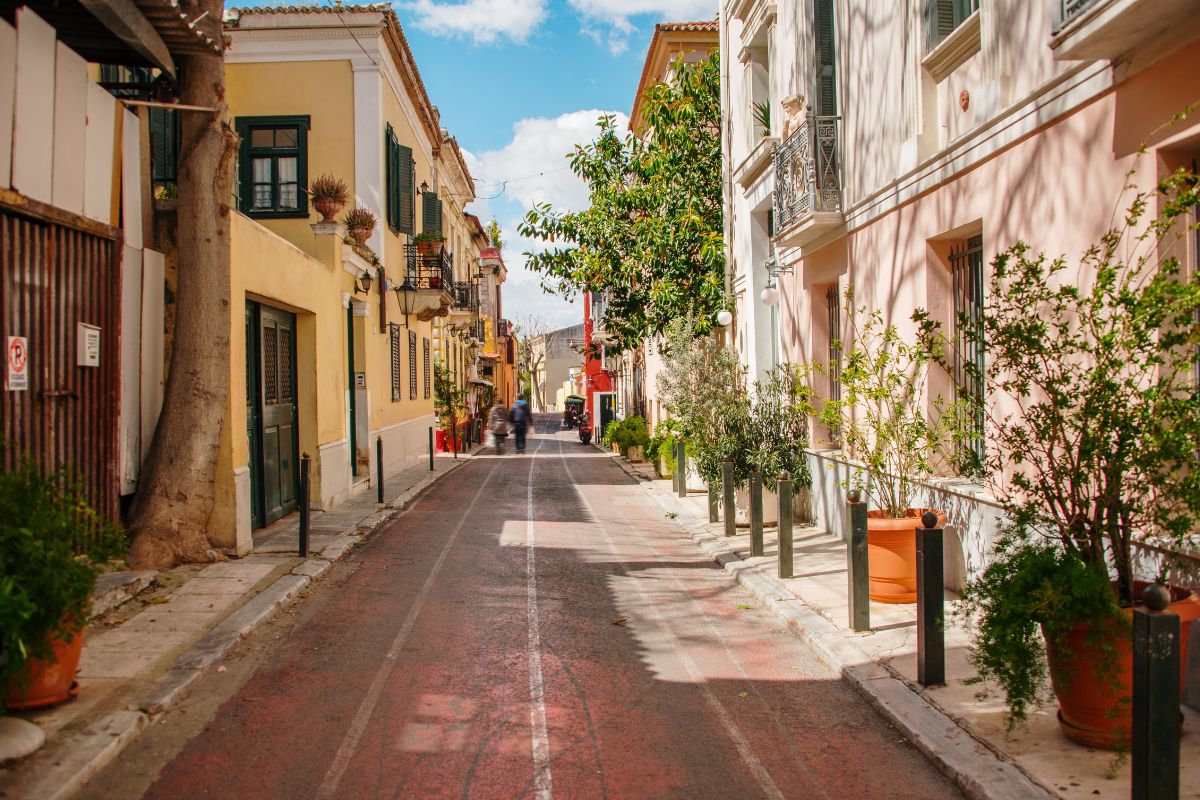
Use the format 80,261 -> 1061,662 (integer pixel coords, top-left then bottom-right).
393,0 -> 719,331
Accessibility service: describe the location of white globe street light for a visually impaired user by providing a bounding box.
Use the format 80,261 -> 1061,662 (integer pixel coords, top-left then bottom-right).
715,309 -> 733,327
760,286 -> 779,306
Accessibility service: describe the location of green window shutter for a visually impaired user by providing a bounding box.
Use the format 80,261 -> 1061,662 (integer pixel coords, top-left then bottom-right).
814,0 -> 837,116
422,190 -> 440,234
398,145 -> 414,236
385,125 -> 397,232
926,0 -> 969,50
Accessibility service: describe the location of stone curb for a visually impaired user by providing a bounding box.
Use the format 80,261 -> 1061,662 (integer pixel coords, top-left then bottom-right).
26,458 -> 471,800
617,457 -> 1053,800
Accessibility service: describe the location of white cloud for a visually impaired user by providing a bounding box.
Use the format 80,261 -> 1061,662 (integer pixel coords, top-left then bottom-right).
463,110 -> 630,332
400,0 -> 547,44
568,0 -> 717,53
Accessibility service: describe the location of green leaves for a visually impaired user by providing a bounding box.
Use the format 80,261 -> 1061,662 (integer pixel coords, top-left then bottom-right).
518,52 -> 726,352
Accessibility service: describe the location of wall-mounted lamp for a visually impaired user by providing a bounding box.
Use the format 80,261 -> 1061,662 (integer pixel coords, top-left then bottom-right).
394,278 -> 418,327
355,267 -> 374,295
419,180 -> 429,194
715,309 -> 733,327
760,286 -> 779,306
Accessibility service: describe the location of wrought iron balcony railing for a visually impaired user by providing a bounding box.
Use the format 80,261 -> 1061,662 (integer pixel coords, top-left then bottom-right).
405,245 -> 453,293
772,112 -> 842,233
452,281 -> 479,312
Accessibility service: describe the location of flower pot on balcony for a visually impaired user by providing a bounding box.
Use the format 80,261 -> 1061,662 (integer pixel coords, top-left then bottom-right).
313,197 -> 343,225
416,239 -> 444,257
348,226 -> 371,246
866,509 -> 945,604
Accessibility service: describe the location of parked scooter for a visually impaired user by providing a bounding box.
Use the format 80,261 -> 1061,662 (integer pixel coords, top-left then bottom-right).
578,413 -> 592,445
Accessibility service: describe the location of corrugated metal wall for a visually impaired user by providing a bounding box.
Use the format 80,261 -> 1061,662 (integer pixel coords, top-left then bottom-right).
1,205 -> 122,521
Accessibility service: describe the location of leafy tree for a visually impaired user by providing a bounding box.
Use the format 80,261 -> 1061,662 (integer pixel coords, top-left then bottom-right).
518,51 -> 725,352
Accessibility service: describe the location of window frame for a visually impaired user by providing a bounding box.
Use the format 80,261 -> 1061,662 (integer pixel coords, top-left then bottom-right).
235,115 -> 311,219
949,233 -> 986,472
925,0 -> 979,51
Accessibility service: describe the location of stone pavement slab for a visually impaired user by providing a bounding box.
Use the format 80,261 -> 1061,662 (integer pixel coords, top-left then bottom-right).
607,452 -> 1200,800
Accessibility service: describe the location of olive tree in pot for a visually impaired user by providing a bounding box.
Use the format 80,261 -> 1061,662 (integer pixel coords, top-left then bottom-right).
1,458 -> 124,710
914,167 -> 1200,749
819,289 -> 965,603
743,365 -> 814,525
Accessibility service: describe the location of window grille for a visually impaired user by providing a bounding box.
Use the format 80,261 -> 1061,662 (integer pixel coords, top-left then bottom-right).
826,285 -> 842,445
409,330 -> 418,401
390,324 -> 402,402
423,337 -> 431,399
950,234 -> 985,471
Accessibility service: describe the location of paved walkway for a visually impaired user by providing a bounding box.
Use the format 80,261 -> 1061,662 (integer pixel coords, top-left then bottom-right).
0,451 -> 468,800
612,458 -> 1200,800
75,418 -> 961,799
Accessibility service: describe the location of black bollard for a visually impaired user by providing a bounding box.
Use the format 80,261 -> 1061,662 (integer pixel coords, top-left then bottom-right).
917,511 -> 945,686
428,426 -> 434,471
376,435 -> 384,503
722,459 -> 736,537
778,471 -> 793,579
847,489 -> 870,632
452,423 -> 458,460
677,440 -> 687,499
749,464 -> 763,557
1132,584 -> 1180,800
298,453 -> 311,558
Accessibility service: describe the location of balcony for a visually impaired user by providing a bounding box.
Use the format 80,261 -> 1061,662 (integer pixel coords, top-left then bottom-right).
772,113 -> 843,249
1050,0 -> 1198,61
404,245 -> 454,321
446,281 -> 479,325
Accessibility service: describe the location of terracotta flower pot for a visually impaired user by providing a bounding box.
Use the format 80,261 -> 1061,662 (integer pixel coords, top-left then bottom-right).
7,629 -> 84,711
312,197 -> 343,224
1045,581 -> 1200,750
348,226 -> 371,246
866,509 -> 945,604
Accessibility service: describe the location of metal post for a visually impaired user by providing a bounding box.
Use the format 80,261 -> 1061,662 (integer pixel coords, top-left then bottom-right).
376,435 -> 384,503
777,471 -> 793,579
452,422 -> 458,460
848,490 -> 870,632
298,453 -> 310,558
428,426 -> 434,471
1132,584 -> 1180,800
677,440 -> 687,498
749,464 -> 763,557
917,511 -> 945,686
722,458 -> 736,537
708,485 -> 720,523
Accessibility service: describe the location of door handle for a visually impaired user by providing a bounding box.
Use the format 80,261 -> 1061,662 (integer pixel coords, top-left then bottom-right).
41,387 -> 78,399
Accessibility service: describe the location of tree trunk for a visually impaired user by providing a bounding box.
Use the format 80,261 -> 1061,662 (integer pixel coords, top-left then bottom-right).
129,5 -> 237,570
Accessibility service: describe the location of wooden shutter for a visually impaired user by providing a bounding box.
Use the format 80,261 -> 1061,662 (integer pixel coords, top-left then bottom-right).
398,145 -> 414,235
814,0 -> 837,116
423,337 -> 431,399
409,330 -> 418,400
390,323 -> 401,401
422,190 -> 439,234
925,0 -> 957,50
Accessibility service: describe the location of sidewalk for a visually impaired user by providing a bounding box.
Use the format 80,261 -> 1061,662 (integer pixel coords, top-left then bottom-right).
610,454 -> 1200,800
0,452 -> 469,800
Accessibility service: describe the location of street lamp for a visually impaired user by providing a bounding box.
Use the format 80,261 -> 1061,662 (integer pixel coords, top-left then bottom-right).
715,309 -> 733,327
394,278 -> 418,327
761,284 -> 779,306
354,266 -> 374,295
419,180 -> 429,195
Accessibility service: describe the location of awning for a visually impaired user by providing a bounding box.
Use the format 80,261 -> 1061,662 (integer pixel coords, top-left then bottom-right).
478,352 -> 501,361
469,379 -> 494,387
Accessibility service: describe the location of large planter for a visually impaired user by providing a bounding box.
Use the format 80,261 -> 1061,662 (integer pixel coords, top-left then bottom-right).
1045,582 -> 1200,750
735,486 -> 779,525
7,629 -> 84,711
312,197 -> 343,224
866,509 -> 945,604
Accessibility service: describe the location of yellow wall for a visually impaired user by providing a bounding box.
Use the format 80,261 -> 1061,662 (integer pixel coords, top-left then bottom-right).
225,60 -> 356,260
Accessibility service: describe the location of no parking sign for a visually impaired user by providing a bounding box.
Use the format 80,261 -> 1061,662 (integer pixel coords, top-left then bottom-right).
7,336 -> 28,391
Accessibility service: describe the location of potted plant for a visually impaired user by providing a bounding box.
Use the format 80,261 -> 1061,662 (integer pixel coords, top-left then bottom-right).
819,289 -> 963,602
309,173 -> 349,224
742,365 -> 815,525
914,166 -> 1200,749
1,458 -> 124,710
343,206 -> 377,247
413,231 -> 446,258
433,360 -> 466,450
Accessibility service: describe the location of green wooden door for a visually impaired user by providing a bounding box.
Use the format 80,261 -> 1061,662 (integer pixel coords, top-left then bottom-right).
248,301 -> 299,527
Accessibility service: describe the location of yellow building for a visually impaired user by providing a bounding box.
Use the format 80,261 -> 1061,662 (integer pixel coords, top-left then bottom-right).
204,4 -> 486,551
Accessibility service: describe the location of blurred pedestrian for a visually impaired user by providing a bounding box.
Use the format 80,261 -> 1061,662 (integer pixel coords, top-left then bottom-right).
487,399 -> 510,453
510,398 -> 531,453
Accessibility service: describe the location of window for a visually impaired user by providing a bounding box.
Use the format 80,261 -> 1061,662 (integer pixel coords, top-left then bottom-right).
385,125 -> 415,235
409,330 -> 418,401
235,116 -> 310,217
423,337 -> 431,399
826,285 -> 842,445
422,190 -> 443,235
925,0 -> 979,50
814,0 -> 838,116
949,234 -> 985,471
390,323 -> 402,402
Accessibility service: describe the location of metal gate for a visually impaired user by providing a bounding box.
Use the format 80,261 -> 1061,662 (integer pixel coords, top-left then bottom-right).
0,202 -> 122,522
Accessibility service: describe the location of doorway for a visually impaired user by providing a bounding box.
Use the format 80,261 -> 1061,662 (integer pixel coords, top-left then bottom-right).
596,392 -> 615,442
246,301 -> 299,528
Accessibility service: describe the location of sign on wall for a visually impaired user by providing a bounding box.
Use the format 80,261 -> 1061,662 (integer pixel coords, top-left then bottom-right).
7,335 -> 27,390
77,322 -> 100,367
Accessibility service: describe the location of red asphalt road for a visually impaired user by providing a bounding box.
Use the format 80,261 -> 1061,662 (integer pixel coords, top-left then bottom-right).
143,417 -> 963,799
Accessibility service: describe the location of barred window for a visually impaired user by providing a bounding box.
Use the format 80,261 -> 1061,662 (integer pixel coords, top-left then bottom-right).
423,337 -> 431,399
390,324 -> 401,402
826,285 -> 842,445
409,330 -> 418,400
950,234 -> 985,472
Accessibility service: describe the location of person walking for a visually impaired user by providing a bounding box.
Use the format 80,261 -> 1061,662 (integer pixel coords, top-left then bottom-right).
487,399 -> 510,454
509,398 -> 531,453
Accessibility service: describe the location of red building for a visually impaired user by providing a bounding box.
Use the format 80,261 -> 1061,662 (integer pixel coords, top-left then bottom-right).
583,292 -> 614,434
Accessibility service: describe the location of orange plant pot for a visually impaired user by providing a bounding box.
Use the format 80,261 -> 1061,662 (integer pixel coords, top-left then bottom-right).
7,629 -> 84,711
1045,582 -> 1200,750
866,509 -> 945,604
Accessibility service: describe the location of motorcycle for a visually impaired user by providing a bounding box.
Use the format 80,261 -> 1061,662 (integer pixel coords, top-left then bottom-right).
578,413 -> 592,445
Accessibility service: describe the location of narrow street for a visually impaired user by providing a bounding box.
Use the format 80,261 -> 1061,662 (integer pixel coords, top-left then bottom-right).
83,416 -> 962,799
